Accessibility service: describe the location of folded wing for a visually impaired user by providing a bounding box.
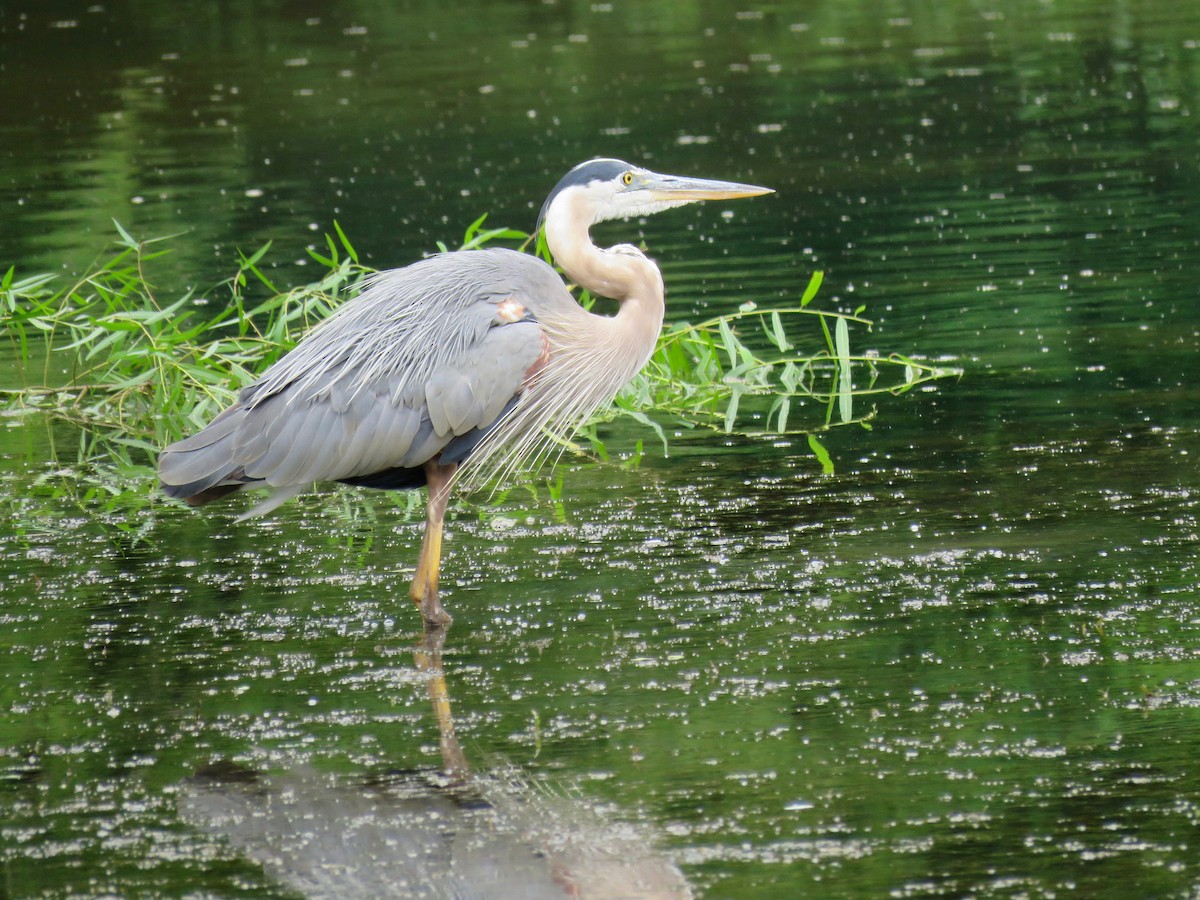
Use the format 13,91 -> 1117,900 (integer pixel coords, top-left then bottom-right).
158,249 -> 558,515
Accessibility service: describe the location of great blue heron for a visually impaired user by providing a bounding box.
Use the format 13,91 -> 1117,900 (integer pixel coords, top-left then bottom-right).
159,159 -> 771,627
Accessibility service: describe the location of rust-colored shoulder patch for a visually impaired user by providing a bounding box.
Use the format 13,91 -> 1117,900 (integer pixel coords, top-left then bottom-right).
495,297 -> 528,324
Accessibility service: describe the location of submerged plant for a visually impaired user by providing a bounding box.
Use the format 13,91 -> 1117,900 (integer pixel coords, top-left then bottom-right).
1,219 -> 958,507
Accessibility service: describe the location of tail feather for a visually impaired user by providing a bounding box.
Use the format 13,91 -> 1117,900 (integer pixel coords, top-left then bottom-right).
159,461 -> 258,500
159,404 -> 305,518
159,405 -> 257,505
160,410 -> 251,482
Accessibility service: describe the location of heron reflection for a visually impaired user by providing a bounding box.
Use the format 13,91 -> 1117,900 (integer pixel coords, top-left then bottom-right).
181,629 -> 692,899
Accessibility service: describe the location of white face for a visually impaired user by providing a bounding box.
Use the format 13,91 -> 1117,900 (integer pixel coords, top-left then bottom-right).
582,167 -> 697,225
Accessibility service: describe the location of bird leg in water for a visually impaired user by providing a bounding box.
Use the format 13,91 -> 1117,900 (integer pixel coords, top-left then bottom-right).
410,461 -> 457,627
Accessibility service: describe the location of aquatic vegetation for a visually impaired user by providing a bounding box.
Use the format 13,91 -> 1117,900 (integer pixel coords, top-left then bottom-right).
0,218 -> 958,499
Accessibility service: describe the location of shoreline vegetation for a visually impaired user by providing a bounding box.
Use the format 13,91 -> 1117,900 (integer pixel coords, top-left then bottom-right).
1,218 -> 960,517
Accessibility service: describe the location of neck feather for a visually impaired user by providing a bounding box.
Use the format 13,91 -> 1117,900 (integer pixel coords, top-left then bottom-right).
543,190 -> 665,363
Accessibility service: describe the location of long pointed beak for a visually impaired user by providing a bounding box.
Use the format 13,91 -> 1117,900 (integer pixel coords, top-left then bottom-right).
642,172 -> 774,202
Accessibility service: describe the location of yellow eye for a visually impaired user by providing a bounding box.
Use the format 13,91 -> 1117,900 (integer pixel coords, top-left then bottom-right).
622,171 -> 634,186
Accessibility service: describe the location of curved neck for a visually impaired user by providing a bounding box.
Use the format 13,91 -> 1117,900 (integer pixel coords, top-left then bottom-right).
543,190 -> 665,357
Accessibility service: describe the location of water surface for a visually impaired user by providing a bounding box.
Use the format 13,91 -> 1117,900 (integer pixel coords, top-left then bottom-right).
3,1 -> 1200,897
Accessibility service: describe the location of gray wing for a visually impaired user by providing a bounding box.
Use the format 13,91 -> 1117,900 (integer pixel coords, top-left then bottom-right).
158,248 -> 562,515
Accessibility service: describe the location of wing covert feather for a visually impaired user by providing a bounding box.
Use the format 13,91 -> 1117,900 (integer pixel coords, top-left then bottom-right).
424,321 -> 544,438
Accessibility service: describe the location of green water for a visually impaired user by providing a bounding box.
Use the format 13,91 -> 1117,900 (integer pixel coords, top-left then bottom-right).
4,1 -> 1200,897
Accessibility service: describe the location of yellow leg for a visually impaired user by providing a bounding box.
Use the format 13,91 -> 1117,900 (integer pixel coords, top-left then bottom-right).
409,461 -> 457,628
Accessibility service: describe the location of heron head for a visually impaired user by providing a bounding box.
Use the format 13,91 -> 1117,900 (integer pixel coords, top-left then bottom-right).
537,158 -> 772,235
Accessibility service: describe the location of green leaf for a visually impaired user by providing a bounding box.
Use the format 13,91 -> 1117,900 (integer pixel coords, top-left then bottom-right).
333,220 -> 359,263
717,318 -> 739,369
771,395 -> 791,432
324,232 -> 341,266
307,245 -> 335,267
780,361 -> 800,393
835,316 -> 853,424
240,241 -> 273,269
769,310 -> 792,351
723,386 -> 743,433
463,213 -> 489,244
800,270 -> 824,308
807,433 -> 835,474
112,219 -> 138,249
620,409 -> 668,454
